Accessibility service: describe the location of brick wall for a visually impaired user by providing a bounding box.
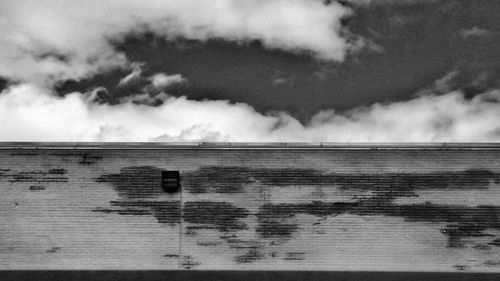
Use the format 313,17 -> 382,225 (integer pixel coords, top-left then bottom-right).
0,145 -> 499,271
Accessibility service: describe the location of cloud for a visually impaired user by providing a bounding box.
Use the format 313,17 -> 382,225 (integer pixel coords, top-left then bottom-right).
150,73 -> 187,89
459,27 -> 493,40
345,0 -> 440,6
1,83 -> 500,142
117,65 -> 143,87
0,0 -> 355,85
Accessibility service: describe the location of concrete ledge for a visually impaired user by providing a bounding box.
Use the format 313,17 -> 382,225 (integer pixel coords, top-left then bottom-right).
0,142 -> 499,149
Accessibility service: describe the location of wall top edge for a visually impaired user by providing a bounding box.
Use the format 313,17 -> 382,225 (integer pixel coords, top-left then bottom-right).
0,142 -> 499,150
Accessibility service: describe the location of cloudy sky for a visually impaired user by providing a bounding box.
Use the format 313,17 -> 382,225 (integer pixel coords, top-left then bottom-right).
0,0 -> 499,142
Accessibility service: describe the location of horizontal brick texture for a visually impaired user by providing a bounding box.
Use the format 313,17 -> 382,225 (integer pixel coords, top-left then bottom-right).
0,147 -> 499,271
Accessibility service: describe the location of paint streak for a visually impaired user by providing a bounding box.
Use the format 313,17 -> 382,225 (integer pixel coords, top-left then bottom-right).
488,239 -> 500,247
79,153 -> 103,165
485,260 -> 500,266
226,239 -> 266,249
184,167 -> 499,193
93,200 -> 249,232
256,200 -> 500,247
473,244 -> 492,250
256,221 -> 298,239
48,168 -> 67,174
163,254 -> 179,258
46,247 -> 61,253
183,167 -> 254,193
29,185 -> 46,191
181,255 -> 201,269
93,200 -> 181,224
234,250 -> 265,264
93,165 -> 500,266
96,166 -> 164,198
183,201 -> 249,232
284,252 -> 305,261
196,240 -> 222,247
7,169 -> 68,183
10,151 -> 38,156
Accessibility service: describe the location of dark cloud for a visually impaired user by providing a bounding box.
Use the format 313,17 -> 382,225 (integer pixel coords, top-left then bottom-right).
53,0 -> 500,123
2,0 -> 500,142
0,78 -> 8,92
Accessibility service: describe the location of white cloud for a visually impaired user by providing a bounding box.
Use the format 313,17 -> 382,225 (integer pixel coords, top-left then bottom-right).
1,1 -> 498,143
117,65 -> 143,87
459,27 -> 493,40
150,73 -> 187,89
1,83 -> 500,142
0,0 -> 354,85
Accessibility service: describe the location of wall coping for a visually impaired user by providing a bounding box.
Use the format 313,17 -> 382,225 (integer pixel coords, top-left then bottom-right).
0,142 -> 499,150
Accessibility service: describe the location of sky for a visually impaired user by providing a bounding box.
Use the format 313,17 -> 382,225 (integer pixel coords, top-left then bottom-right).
0,0 -> 500,142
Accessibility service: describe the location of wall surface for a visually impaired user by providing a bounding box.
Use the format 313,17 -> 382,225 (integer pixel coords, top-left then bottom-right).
0,144 -> 499,272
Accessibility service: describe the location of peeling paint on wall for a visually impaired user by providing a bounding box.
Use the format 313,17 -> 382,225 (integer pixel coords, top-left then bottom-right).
1,147 -> 500,271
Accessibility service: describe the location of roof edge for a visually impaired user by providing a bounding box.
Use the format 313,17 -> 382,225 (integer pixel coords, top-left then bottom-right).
0,142 -> 499,150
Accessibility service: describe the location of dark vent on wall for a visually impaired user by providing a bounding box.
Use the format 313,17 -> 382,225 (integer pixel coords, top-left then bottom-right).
162,171 -> 180,193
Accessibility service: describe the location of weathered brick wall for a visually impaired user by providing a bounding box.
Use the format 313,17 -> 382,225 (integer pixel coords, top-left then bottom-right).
0,145 -> 499,271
